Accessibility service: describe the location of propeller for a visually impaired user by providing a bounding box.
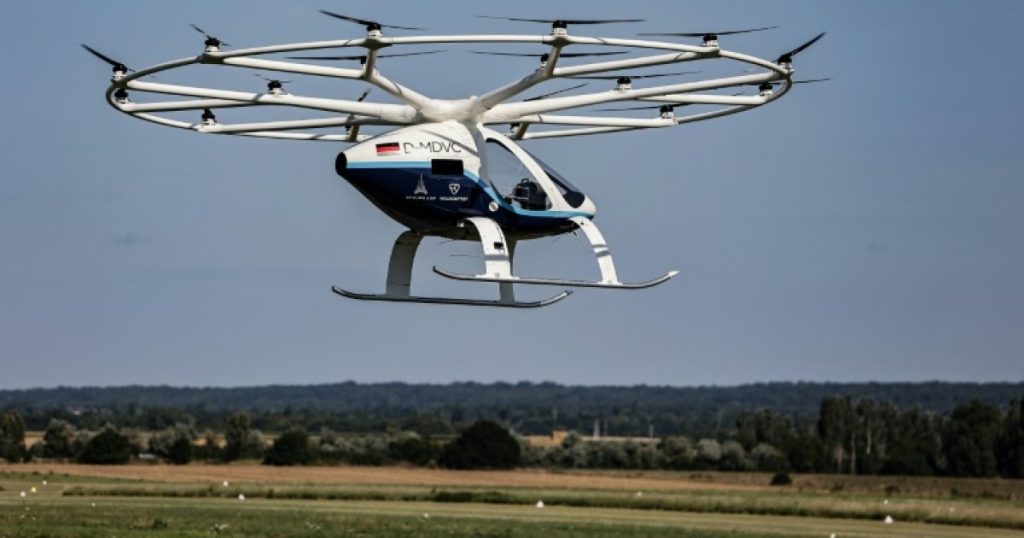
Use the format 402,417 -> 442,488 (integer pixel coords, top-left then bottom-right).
471,50 -> 628,62
598,103 -> 688,111
639,26 -> 778,39
254,73 -> 293,92
596,92 -> 745,112
568,71 -> 700,81
344,89 -> 373,134
750,77 -> 831,94
776,32 -> 826,65
190,24 -> 231,48
476,15 -> 644,27
523,83 -> 588,102
753,77 -> 832,86
80,44 -> 132,74
318,10 -> 422,31
285,50 -> 445,62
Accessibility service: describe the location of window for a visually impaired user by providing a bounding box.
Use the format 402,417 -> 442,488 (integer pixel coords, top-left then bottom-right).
484,140 -> 537,196
522,149 -> 586,209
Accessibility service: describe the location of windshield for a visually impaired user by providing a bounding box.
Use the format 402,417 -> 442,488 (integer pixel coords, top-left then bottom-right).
485,139 -> 586,209
522,148 -> 586,208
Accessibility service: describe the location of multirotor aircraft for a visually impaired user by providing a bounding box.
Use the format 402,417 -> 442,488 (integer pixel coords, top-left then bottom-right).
84,12 -> 825,308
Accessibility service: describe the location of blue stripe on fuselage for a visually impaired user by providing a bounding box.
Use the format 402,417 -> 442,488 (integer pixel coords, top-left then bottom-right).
346,161 -> 591,220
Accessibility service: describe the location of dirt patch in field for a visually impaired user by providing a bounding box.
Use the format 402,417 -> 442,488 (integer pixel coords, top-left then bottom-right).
12,463 -> 765,492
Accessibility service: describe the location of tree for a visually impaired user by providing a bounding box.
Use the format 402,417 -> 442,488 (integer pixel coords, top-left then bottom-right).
148,424 -> 195,464
818,396 -> 853,473
0,411 -> 26,462
193,430 -> 223,461
168,436 -> 193,465
880,407 -> 942,476
79,425 -> 132,464
658,436 -> 696,470
263,430 -> 312,466
439,421 -> 520,469
224,413 -> 251,461
388,433 -> 436,466
696,438 -> 721,468
719,440 -> 752,471
996,398 -> 1024,478
42,419 -> 77,459
944,400 -> 1002,477
751,443 -> 787,472
782,426 -> 824,473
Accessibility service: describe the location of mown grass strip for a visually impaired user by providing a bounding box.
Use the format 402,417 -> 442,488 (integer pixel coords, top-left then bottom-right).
62,485 -> 1024,531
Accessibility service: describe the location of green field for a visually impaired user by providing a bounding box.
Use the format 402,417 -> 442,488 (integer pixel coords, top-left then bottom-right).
2,467 -> 1023,537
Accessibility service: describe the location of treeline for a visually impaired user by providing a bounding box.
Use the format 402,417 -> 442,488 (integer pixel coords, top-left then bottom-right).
3,381 -> 1024,439
2,395 -> 1022,478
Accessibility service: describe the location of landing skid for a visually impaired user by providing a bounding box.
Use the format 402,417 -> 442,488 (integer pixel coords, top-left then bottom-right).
331,286 -> 570,308
432,267 -> 678,289
333,230 -> 569,308
334,216 -> 675,308
433,216 -> 678,290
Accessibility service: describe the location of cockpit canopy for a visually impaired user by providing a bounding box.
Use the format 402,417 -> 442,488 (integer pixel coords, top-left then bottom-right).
483,139 -> 586,210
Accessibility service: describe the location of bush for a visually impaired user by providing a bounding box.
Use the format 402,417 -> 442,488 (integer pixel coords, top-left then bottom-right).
388,434 -> 437,466
770,472 -> 793,486
263,430 -> 312,466
440,421 -> 520,470
79,426 -> 132,464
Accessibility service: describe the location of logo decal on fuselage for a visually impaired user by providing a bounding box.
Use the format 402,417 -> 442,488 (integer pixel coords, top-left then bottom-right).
413,176 -> 428,195
405,174 -> 469,203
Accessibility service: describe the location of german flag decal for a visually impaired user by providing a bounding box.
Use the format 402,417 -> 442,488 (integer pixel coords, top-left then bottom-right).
376,142 -> 400,156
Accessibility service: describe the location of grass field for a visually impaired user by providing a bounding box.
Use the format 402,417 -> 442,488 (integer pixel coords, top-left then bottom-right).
2,464 -> 1023,537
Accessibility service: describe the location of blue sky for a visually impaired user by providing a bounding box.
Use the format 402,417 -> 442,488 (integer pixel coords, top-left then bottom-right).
1,1 -> 1022,388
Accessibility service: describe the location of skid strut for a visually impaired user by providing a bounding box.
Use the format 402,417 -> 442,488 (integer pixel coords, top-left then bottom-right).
333,230 -> 570,308
434,217 -> 678,289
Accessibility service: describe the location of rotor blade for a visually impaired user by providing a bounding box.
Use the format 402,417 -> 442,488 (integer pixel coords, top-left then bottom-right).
476,15 -> 644,25
189,23 -> 211,37
318,10 -> 423,31
80,44 -> 127,69
287,54 -> 366,61
569,70 -> 700,80
253,74 -> 293,83
639,26 -> 778,37
285,50 -> 445,61
593,91 -> 745,110
379,50 -> 446,59
190,23 -> 231,47
524,83 -> 588,102
560,51 -> 628,58
749,77 -> 833,87
469,51 -> 542,57
597,103 -> 685,112
778,32 -> 826,61
470,50 -> 627,58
